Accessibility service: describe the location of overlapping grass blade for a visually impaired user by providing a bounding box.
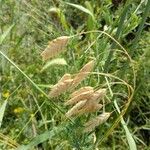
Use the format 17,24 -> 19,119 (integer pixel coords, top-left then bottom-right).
0,100 -> 7,127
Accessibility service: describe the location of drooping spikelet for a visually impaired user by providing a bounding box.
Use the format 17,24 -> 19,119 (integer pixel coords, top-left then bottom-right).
66,100 -> 102,118
70,86 -> 93,98
83,112 -> 111,133
65,100 -> 87,118
91,89 -> 107,103
49,74 -> 72,98
71,60 -> 95,88
65,89 -> 94,106
59,73 -> 71,83
41,36 -> 70,60
76,102 -> 103,116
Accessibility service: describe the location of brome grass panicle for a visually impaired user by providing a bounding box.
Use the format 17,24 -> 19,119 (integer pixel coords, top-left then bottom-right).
65,100 -> 87,118
83,112 -> 111,133
70,86 -> 93,98
71,60 -> 95,88
41,36 -> 70,60
49,74 -> 72,98
65,89 -> 94,106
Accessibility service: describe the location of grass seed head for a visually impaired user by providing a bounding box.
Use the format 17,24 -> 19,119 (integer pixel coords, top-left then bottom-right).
83,112 -> 111,133
70,86 -> 93,98
65,100 -> 87,118
91,88 -> 107,103
77,103 -> 103,116
71,60 -> 95,88
65,89 -> 94,106
49,79 -> 73,98
59,73 -> 71,83
41,36 -> 70,60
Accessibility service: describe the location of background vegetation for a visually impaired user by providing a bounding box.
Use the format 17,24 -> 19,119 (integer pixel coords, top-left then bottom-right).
0,0 -> 149,149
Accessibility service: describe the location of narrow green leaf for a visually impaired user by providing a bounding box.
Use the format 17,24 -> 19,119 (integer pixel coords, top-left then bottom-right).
65,2 -> 94,19
0,100 -> 7,127
0,24 -> 15,44
16,127 -> 63,150
114,100 -> 137,150
42,58 -> 67,71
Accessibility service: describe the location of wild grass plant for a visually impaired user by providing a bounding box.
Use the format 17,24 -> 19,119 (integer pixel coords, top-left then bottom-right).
0,0 -> 150,149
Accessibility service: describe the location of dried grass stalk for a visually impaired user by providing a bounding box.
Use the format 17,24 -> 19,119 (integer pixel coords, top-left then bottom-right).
83,112 -> 111,133
65,100 -> 87,118
70,86 -> 93,98
91,89 -> 107,103
49,79 -> 73,98
72,60 -> 95,88
41,36 -> 70,60
65,89 -> 94,106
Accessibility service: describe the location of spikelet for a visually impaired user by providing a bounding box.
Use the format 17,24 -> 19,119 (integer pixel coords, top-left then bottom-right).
83,112 -> 111,133
91,89 -> 107,103
41,36 -> 70,60
59,73 -> 71,83
70,86 -> 93,98
77,102 -> 103,116
65,100 -> 87,118
72,60 -> 95,88
67,101 -> 102,118
49,78 -> 73,98
65,89 -> 94,106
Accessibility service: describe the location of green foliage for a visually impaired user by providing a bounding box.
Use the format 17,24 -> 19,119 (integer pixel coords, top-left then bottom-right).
0,0 -> 149,149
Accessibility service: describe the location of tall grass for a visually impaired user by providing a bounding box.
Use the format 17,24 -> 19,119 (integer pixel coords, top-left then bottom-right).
0,0 -> 149,149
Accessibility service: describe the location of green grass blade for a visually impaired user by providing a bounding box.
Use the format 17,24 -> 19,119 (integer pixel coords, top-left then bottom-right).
131,0 -> 150,51
104,4 -> 131,72
114,100 -> 137,150
0,24 -> 15,44
16,127 -> 63,150
65,2 -> 94,20
0,51 -> 65,115
0,100 -> 7,127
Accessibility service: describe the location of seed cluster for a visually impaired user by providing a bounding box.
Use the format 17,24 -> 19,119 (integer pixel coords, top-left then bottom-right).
41,36 -> 111,133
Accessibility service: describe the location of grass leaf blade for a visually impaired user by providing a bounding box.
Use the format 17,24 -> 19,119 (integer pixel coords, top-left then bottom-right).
0,100 -> 7,127
16,127 -> 63,150
65,2 -> 94,19
0,24 -> 15,44
114,100 -> 137,150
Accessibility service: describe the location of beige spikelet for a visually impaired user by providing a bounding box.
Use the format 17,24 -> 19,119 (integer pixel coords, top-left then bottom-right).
91,89 -> 107,103
49,79 -> 73,98
41,36 -> 70,60
83,112 -> 111,133
65,100 -> 87,118
65,90 -> 94,106
70,86 -> 93,98
77,102 -> 103,116
58,73 -> 71,83
72,60 -> 95,88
